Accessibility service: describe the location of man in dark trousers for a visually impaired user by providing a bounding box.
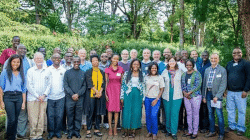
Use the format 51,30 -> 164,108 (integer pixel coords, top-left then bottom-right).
64,56 -> 87,139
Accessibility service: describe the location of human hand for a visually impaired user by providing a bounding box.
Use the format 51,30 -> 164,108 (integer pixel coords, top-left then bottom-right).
213,97 -> 218,103
39,95 -> 46,102
21,102 -> 25,110
242,91 -> 247,98
0,101 -> 4,110
151,99 -> 158,106
203,98 -> 206,103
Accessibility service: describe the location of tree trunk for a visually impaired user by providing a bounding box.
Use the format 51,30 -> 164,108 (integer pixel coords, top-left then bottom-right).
34,0 -> 40,24
200,22 -> 205,47
238,0 -> 250,60
179,0 -> 185,49
170,2 -> 175,43
195,21 -> 200,48
66,0 -> 72,32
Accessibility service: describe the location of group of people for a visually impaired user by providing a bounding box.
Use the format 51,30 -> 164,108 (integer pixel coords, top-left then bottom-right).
0,36 -> 249,140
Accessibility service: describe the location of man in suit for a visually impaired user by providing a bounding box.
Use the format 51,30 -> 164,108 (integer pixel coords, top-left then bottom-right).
202,53 -> 227,140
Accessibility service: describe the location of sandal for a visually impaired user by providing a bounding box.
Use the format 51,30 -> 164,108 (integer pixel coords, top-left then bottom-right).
94,132 -> 102,137
85,133 -> 92,138
122,132 -> 127,138
152,134 -> 158,140
113,128 -> 118,136
129,133 -> 135,138
146,133 -> 152,138
182,133 -> 192,137
190,134 -> 198,139
108,129 -> 113,136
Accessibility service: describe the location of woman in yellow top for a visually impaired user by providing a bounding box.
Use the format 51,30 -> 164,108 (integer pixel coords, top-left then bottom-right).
83,54 -> 106,138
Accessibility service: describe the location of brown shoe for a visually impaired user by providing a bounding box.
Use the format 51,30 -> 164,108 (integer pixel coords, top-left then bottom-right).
152,134 -> 158,140
146,133 -> 152,138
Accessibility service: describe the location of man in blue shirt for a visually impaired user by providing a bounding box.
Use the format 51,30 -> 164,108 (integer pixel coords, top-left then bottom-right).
78,49 -> 92,72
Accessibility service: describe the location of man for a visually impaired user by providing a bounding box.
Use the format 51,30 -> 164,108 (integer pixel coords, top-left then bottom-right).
177,50 -> 188,72
106,49 -> 113,63
27,52 -> 51,140
46,47 -> 61,66
198,50 -> 211,133
64,56 -> 87,139
118,50 -> 130,72
31,47 -> 47,67
163,48 -> 172,66
225,48 -> 250,136
190,50 -> 202,71
141,49 -> 151,74
129,49 -> 138,62
152,50 -> 165,74
175,51 -> 182,62
0,36 -> 19,69
3,44 -> 31,138
89,50 -> 97,56
99,53 -> 110,71
78,49 -> 92,72
202,53 -> 227,140
47,53 -> 66,139
62,52 -> 73,70
67,47 -> 75,54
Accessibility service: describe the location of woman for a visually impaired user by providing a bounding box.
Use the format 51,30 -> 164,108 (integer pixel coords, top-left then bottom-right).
84,54 -> 106,138
105,54 -> 124,136
161,56 -> 183,140
181,59 -> 202,139
121,59 -> 144,138
0,54 -> 26,140
144,62 -> 165,140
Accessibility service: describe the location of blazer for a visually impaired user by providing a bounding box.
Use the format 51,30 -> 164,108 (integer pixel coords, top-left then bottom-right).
201,64 -> 227,100
161,69 -> 183,101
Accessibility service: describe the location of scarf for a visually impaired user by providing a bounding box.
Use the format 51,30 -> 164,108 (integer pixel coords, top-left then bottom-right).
168,70 -> 176,88
91,67 -> 103,98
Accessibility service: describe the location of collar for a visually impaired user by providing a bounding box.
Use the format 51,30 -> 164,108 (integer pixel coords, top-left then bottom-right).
211,64 -> 218,70
100,61 -> 109,66
233,58 -> 242,63
121,60 -> 129,64
52,65 -> 62,70
142,59 -> 151,64
35,64 -> 46,70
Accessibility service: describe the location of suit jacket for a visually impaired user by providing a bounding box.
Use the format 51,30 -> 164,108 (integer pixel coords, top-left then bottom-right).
202,64 -> 227,100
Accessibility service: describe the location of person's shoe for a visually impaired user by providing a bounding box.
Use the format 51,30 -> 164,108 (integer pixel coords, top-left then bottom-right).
200,129 -> 207,133
63,130 -> 68,135
67,133 -> 73,139
38,138 -> 45,140
55,133 -> 62,138
103,123 -> 109,129
205,132 -> 216,138
47,133 -> 54,140
161,129 -> 167,133
190,134 -> 198,139
146,133 -> 152,138
86,133 -> 92,138
225,127 -> 234,133
236,131 -> 244,136
182,133 -> 192,137
152,134 -> 158,140
165,131 -> 171,137
94,132 -> 103,137
172,134 -> 178,140
75,133 -> 81,138
217,135 -> 224,140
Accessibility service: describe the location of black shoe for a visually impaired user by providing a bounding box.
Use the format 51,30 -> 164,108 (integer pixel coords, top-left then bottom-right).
75,133 -> 81,138
172,134 -> 178,140
38,138 -> 45,140
182,133 -> 192,137
200,129 -> 207,133
55,133 -> 62,138
225,127 -> 234,133
217,135 -> 224,140
67,133 -> 73,139
94,132 -> 103,137
236,131 -> 244,136
190,134 -> 198,139
86,133 -> 92,138
161,129 -> 167,133
165,131 -> 171,137
47,133 -> 54,140
205,132 -> 216,138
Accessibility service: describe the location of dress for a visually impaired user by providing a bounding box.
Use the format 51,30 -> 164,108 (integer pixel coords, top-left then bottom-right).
105,66 -> 124,112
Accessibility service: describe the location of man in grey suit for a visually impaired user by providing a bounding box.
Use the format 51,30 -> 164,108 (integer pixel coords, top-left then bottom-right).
202,53 -> 227,140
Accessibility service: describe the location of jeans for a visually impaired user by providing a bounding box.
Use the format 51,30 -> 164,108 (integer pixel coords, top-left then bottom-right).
226,91 -> 247,132
87,98 -> 101,130
47,97 -> 65,136
145,97 -> 161,135
4,93 -> 23,140
206,91 -> 224,136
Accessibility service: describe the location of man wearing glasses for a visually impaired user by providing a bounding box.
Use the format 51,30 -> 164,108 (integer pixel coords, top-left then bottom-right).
99,53 -> 110,71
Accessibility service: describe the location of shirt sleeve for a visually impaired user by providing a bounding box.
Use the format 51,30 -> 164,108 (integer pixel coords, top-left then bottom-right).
21,75 -> 27,93
27,69 -> 39,99
190,71 -> 202,96
0,50 -> 7,65
0,69 -> 7,91
159,76 -> 165,88
120,72 -> 127,100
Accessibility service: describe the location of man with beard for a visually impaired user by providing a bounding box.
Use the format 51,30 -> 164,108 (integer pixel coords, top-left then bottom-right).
190,50 -> 202,71
163,48 -> 172,66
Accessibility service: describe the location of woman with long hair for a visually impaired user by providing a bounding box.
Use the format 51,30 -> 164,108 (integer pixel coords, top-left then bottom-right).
161,56 -> 183,140
121,59 -> 145,138
0,54 -> 26,140
105,54 -> 124,136
144,62 -> 165,140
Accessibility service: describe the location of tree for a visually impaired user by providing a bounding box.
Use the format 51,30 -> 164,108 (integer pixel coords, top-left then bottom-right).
179,0 -> 184,48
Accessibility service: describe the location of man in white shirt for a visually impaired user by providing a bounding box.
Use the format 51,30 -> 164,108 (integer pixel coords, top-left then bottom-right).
47,53 -> 66,139
27,52 -> 51,140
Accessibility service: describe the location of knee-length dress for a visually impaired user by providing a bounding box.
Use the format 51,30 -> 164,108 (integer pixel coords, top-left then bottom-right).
105,66 -> 124,112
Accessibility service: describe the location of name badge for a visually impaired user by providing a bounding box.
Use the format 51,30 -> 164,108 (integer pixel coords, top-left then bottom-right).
233,63 -> 238,66
216,74 -> 221,78
145,67 -> 148,70
116,73 -> 121,76
187,79 -> 191,84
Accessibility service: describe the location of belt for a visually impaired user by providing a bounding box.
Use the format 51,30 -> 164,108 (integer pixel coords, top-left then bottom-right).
4,91 -> 22,96
207,88 -> 212,91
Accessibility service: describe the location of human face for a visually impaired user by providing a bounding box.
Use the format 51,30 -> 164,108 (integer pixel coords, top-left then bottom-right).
91,57 -> 99,67
100,53 -> 108,63
186,61 -> 194,71
210,54 -> 219,66
153,51 -> 161,62
181,50 -> 188,60
39,48 -> 46,57
163,48 -> 172,58
52,54 -> 61,66
169,58 -> 177,69
143,50 -> 151,60
132,60 -> 140,72
12,37 -> 20,49
17,45 -> 27,57
54,48 -> 61,55
175,52 -> 181,61
121,51 -> 129,60
190,51 -> 198,60
11,58 -> 20,71
232,49 -> 242,61
78,50 -> 86,60
130,51 -> 137,60
34,55 -> 44,67
65,53 -> 73,63
111,55 -> 119,66
201,52 -> 209,62
90,50 -> 97,56
73,57 -> 81,69
150,65 -> 158,76
106,49 -> 113,58
68,48 -> 74,54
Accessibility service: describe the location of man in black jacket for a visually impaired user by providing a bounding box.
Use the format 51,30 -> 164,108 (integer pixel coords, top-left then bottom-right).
64,56 -> 87,139
225,48 -> 250,136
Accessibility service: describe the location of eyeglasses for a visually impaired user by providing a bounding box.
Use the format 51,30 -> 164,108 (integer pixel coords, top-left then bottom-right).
101,56 -> 108,58
233,52 -> 242,54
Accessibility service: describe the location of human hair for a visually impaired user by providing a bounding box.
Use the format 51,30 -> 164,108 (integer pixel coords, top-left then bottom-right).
34,52 -> 44,59
90,54 -> 100,62
126,59 -> 143,83
143,48 -> 151,54
37,47 -> 45,52
191,50 -> 198,54
12,36 -> 20,41
211,53 -> 220,59
78,49 -> 86,54
121,49 -> 129,54
202,50 -> 209,56
185,59 -> 195,68
130,49 -> 138,55
153,50 -> 161,55
167,56 -> 179,70
6,54 -> 25,85
148,62 -> 159,76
